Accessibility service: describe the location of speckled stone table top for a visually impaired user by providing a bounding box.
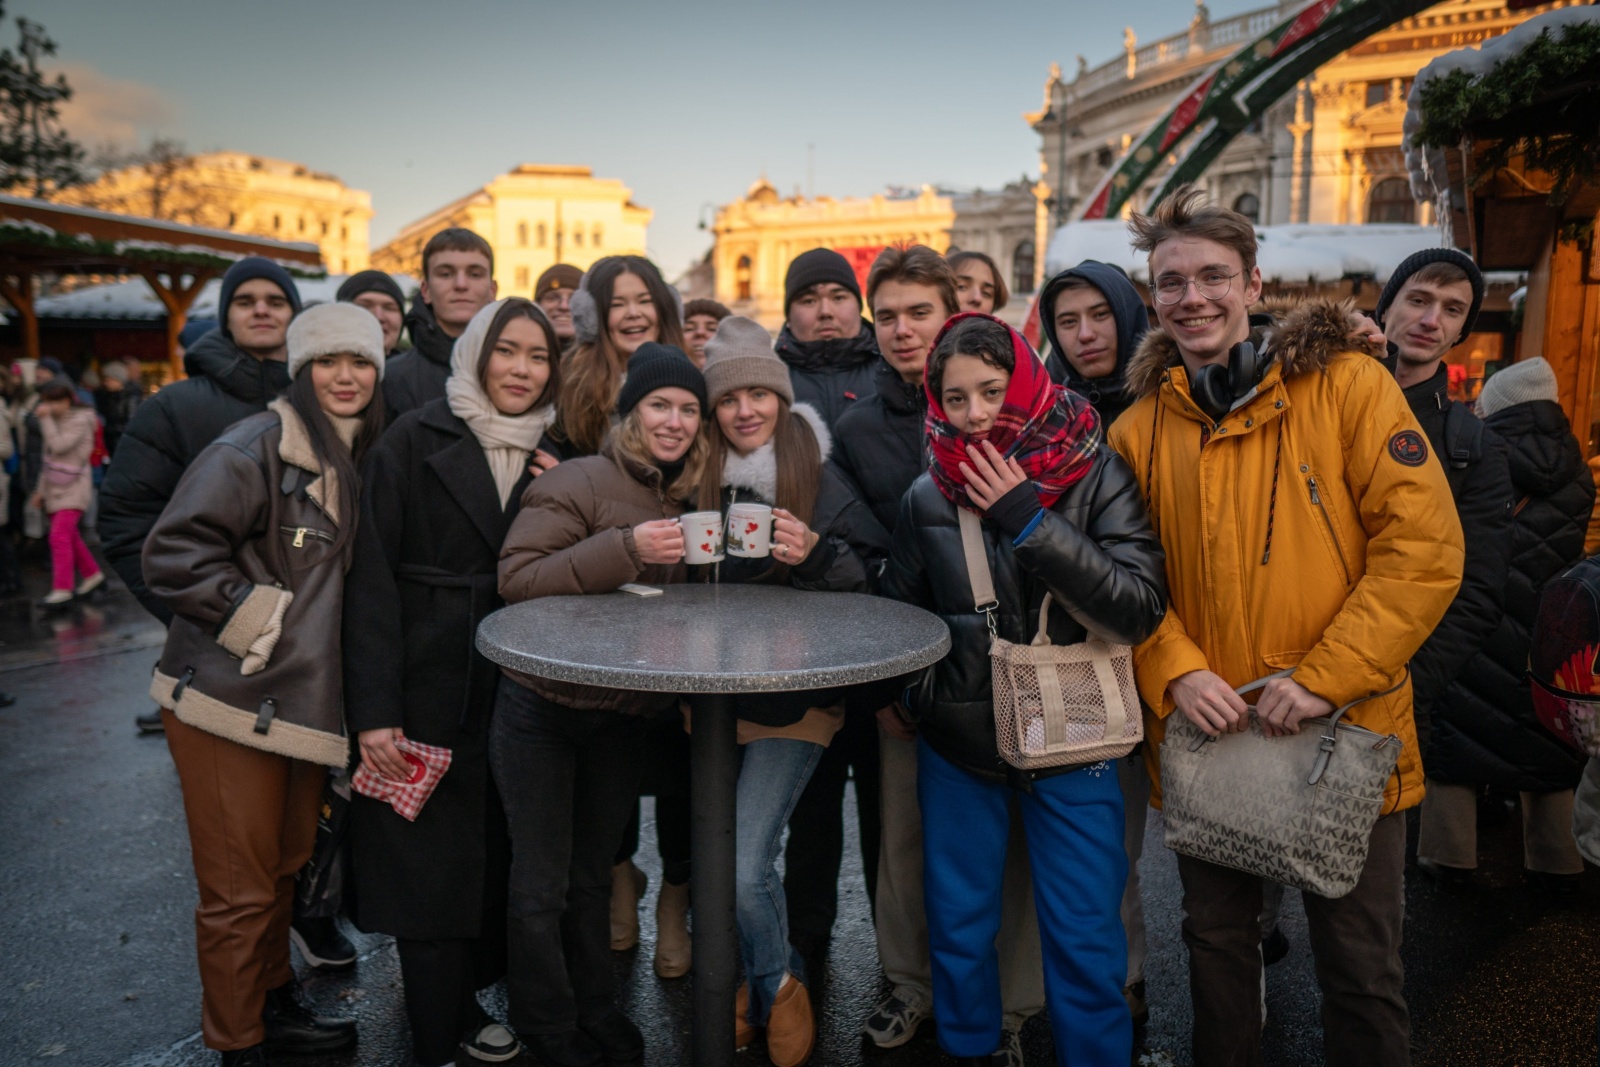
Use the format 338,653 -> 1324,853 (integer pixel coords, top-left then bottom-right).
476,584 -> 951,694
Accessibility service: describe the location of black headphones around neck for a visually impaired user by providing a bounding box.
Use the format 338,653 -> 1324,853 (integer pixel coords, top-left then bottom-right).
1189,318 -> 1274,422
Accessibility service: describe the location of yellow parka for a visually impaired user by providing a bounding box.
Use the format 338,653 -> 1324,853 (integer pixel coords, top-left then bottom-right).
1107,301 -> 1465,814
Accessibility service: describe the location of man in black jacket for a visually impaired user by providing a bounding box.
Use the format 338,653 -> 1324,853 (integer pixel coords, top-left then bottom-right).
1376,249 -> 1513,765
383,228 -> 496,416
336,269 -> 407,356
773,248 -> 879,429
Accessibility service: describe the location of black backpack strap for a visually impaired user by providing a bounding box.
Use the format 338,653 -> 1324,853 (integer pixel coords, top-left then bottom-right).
1442,401 -> 1483,471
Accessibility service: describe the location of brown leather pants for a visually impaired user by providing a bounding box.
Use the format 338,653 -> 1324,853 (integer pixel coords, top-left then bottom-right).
163,709 -> 326,1050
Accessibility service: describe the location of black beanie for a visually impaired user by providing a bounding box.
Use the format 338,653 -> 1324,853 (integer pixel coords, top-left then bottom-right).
784,248 -> 861,316
1374,248 -> 1485,345
219,257 -> 302,338
336,269 -> 406,313
615,343 -> 708,416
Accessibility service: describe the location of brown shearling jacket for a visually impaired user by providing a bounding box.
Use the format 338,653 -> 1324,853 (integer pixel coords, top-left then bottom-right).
143,399 -> 355,768
497,448 -> 689,713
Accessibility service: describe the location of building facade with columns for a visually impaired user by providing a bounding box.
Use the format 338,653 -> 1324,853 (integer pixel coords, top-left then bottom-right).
371,165 -> 651,297
1028,0 -> 1572,287
710,178 -> 1037,330
56,151 -> 372,274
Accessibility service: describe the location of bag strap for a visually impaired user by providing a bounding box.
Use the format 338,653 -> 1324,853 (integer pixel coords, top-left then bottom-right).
958,509 -> 999,637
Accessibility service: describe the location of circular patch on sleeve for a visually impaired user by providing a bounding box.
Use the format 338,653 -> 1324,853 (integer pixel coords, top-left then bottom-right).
1388,430 -> 1428,467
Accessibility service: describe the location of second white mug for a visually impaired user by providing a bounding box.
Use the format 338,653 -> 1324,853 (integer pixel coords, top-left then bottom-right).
726,503 -> 773,558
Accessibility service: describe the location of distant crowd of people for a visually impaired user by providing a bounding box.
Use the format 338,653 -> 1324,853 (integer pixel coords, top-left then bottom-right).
72,183 -> 1598,1067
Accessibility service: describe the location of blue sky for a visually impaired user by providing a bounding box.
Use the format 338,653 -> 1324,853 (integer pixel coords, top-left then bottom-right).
30,0 -> 1268,277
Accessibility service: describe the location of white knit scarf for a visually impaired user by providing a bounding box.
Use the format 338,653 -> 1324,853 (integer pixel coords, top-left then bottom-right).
446,299 -> 557,507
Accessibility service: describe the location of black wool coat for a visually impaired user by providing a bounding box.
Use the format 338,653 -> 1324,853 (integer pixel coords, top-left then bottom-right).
1433,399 -> 1595,792
343,397 -> 562,939
882,449 -> 1167,787
381,301 -> 454,420
830,359 -> 926,537
99,330 -> 291,623
1399,364 -> 1514,747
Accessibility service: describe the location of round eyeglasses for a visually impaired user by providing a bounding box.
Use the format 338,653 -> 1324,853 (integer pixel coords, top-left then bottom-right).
1153,270 -> 1238,305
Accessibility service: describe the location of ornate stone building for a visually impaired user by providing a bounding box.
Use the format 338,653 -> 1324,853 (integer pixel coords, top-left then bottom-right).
710,178 -> 1036,329
1028,0 -> 1573,287
56,151 -> 372,274
371,165 -> 651,296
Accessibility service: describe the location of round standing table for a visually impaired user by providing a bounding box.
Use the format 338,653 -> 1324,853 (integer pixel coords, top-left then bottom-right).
477,583 -> 950,1067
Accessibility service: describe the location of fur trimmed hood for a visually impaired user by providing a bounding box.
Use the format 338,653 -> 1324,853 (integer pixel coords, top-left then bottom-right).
721,401 -> 831,501
1124,299 -> 1382,399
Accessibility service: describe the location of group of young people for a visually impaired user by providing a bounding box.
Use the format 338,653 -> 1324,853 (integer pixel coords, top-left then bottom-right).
98,182 -> 1592,1067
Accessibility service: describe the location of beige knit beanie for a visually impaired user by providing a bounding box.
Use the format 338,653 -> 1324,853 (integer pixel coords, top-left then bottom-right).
701,316 -> 794,405
1476,356 -> 1559,419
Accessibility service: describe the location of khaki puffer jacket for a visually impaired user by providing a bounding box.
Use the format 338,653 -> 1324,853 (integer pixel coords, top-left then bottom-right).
143,399 -> 355,768
497,447 -> 689,713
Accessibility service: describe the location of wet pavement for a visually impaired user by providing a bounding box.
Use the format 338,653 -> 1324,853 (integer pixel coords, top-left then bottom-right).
3,561 -> 1600,1065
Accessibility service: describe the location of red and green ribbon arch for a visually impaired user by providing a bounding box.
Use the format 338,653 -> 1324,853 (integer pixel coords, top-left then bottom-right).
1077,0 -> 1437,221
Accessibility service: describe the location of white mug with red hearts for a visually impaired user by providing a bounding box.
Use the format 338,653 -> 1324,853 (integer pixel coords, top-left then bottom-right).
679,511 -> 726,564
726,502 -> 773,558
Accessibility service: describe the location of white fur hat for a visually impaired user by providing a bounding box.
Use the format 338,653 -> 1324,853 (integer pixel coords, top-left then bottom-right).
286,303 -> 387,380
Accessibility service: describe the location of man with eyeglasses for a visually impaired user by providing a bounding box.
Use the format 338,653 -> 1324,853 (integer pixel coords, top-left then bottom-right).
1107,186 -> 1463,1067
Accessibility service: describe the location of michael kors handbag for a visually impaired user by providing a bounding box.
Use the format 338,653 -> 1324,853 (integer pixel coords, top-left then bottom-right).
959,509 -> 1141,771
1160,669 -> 1405,898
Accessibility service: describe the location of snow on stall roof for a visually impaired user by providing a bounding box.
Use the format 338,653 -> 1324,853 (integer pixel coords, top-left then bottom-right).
1405,5 -> 1600,199
35,274 -> 419,322
1045,221 -> 1482,285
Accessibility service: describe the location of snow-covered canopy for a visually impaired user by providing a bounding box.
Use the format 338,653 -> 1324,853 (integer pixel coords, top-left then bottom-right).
35,274 -> 419,322
1044,221 -> 1497,286
1404,5 -> 1600,200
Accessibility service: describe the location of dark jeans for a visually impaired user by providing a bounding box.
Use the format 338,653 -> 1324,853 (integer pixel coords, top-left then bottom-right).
783,708 -> 881,946
396,935 -> 502,1066
489,676 -> 645,1036
1177,812 -> 1409,1067
614,713 -> 692,885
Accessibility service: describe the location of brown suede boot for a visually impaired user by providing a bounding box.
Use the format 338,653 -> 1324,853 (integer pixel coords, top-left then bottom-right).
765,976 -> 815,1067
654,880 -> 691,978
735,982 -> 756,1050
609,861 -> 647,951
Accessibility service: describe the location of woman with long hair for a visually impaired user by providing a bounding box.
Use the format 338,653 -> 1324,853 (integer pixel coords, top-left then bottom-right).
31,378 -> 104,608
493,343 -> 706,1067
141,304 -> 387,1067
558,255 -> 685,457
344,298 -> 566,1067
694,316 -> 890,1067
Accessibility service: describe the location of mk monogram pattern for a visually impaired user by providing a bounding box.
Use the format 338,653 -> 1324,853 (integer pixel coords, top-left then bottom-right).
1160,713 -> 1401,898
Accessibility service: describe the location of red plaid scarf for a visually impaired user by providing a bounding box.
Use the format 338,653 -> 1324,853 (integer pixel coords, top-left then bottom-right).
924,313 -> 1101,512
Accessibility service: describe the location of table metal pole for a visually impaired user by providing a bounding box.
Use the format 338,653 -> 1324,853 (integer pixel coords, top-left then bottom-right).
690,691 -> 738,1067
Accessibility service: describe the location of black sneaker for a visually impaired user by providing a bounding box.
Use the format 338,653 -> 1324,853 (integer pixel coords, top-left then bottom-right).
462,1021 -> 521,1063
220,1046 -> 269,1067
262,979 -> 357,1054
1262,926 -> 1290,967
136,709 -> 164,734
522,1030 -> 603,1067
577,1008 -> 643,1062
1417,856 -> 1474,890
289,916 -> 356,971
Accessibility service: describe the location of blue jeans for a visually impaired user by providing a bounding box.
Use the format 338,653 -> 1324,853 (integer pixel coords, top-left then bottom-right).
736,737 -> 824,1025
917,738 -> 1130,1066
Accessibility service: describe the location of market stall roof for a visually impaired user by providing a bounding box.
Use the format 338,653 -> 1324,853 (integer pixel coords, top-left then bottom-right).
0,194 -> 324,275
34,273 -> 419,324
1044,220 -> 1520,286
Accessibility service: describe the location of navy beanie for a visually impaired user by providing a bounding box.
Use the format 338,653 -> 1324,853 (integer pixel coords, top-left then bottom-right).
219,257 -> 302,338
1374,248 -> 1485,345
784,248 -> 861,316
335,270 -> 406,313
615,343 -> 708,416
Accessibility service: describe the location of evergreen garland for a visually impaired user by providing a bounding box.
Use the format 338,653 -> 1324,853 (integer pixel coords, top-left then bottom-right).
1413,21 -> 1600,202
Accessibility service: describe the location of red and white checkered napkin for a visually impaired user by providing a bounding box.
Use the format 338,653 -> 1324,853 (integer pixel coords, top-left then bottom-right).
351,738 -> 452,821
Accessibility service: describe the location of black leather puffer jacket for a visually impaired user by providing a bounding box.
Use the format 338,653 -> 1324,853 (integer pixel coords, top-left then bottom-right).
1432,399 -> 1595,791
882,448 -> 1167,786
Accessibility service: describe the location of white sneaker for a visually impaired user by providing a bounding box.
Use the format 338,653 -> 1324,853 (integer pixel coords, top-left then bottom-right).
997,1027 -> 1024,1067
462,1022 -> 521,1063
38,589 -> 72,606
75,572 -> 105,596
861,989 -> 930,1048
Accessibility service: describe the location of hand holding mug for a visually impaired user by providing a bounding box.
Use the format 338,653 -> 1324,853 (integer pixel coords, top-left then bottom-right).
633,518 -> 685,564
771,508 -> 819,564
960,440 -> 1029,511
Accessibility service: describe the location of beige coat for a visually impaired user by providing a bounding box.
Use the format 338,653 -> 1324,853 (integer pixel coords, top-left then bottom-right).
37,406 -> 97,514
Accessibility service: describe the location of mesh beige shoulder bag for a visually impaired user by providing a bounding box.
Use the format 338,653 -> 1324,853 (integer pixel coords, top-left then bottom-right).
959,508 -> 1142,770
